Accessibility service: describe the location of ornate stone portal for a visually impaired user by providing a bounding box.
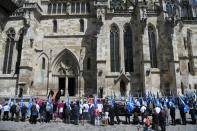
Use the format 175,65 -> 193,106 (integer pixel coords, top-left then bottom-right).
51,49 -> 80,97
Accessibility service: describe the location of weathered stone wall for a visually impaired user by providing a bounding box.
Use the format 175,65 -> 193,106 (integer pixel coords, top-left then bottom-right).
28,16 -> 97,96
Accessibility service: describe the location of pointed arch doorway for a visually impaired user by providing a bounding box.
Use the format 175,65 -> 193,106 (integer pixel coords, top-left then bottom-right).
52,49 -> 80,97
120,80 -> 126,97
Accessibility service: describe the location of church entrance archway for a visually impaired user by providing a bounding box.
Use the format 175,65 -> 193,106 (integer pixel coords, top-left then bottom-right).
59,77 -> 65,96
52,49 -> 80,97
120,80 -> 126,96
68,77 -> 75,96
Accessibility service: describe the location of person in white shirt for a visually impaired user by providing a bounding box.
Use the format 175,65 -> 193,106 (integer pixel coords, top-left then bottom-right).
3,103 -> 10,120
97,101 -> 103,113
96,100 -> 103,124
60,89 -> 64,96
155,106 -> 161,114
82,101 -> 89,120
35,102 -> 40,120
140,104 -> 147,123
104,111 -> 109,126
79,101 -> 84,125
140,105 -> 146,113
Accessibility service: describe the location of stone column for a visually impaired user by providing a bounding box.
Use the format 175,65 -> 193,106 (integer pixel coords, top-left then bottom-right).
78,70 -> 84,97
96,5 -> 106,97
190,31 -> 197,75
169,25 -> 182,96
119,27 -> 125,72
142,26 -> 152,95
19,17 -> 35,96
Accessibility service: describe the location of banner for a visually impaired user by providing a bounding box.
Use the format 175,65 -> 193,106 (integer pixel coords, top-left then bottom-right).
94,96 -> 97,109
180,96 -> 189,113
20,96 -> 24,111
111,96 -> 115,108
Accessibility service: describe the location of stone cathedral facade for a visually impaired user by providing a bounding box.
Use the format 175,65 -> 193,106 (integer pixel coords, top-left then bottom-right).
0,0 -> 197,98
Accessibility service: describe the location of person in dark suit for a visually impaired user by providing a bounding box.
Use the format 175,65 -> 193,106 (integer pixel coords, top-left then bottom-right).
73,101 -> 80,125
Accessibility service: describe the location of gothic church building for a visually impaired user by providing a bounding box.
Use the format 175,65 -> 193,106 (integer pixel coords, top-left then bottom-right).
0,0 -> 197,98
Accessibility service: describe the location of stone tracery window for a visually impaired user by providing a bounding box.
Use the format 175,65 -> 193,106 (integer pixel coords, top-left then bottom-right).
47,2 -> 90,15
3,28 -> 15,74
52,3 -> 57,14
47,3 -> 52,14
181,1 -> 193,19
86,2 -> 90,13
166,0 -> 176,17
81,2 -> 85,13
76,2 -> 80,14
148,25 -> 157,68
71,2 -> 75,13
62,3 -> 67,14
57,3 -> 62,14
124,24 -> 133,72
110,24 -> 120,72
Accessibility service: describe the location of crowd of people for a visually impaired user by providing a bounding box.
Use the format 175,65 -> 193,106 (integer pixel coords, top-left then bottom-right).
0,92 -> 196,131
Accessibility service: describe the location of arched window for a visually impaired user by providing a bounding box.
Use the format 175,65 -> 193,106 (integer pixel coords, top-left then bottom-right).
110,24 -> 120,72
53,19 -> 57,33
81,2 -> 85,14
52,3 -> 57,14
80,19 -> 84,32
42,57 -> 46,70
124,24 -> 133,72
47,3 -> 52,14
76,2 -> 80,13
62,3 -> 67,14
71,2 -> 75,14
181,1 -> 193,19
3,28 -> 15,74
148,25 -> 157,68
86,2 -> 90,13
87,57 -> 91,70
57,3 -> 62,14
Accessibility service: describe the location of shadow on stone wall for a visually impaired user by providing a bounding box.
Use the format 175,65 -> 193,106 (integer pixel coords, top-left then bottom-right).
81,18 -> 97,97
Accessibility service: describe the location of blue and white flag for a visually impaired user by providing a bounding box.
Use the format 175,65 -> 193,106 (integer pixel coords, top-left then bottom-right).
28,97 -> 33,112
27,97 -> 33,116
13,96 -> 16,105
169,100 -> 175,108
111,96 -> 115,108
155,99 -> 160,107
180,96 -> 189,113
8,97 -> 12,107
48,96 -> 52,104
66,96 -> 70,108
127,96 -> 135,113
94,96 -> 97,109
20,96 -> 24,110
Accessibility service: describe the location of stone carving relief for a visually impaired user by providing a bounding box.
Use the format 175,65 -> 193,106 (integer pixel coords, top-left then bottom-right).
58,58 -> 77,76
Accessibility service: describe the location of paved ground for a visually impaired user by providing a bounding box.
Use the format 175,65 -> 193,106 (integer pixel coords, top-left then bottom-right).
0,120 -> 196,131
